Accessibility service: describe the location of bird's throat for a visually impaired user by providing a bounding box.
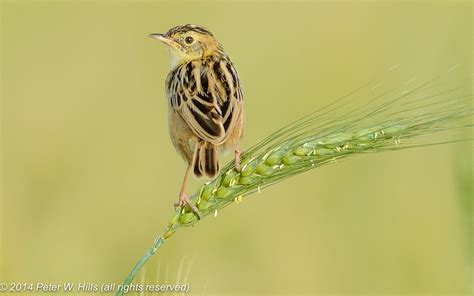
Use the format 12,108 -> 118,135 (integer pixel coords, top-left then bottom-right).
168,48 -> 184,69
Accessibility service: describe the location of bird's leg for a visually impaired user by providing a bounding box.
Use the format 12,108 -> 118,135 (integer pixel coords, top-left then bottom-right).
174,165 -> 201,219
234,147 -> 242,172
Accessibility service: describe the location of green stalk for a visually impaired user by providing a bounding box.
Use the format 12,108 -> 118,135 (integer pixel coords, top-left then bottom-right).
116,226 -> 177,296
116,79 -> 472,295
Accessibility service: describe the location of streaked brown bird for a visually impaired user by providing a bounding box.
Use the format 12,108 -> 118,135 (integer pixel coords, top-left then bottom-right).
150,24 -> 244,214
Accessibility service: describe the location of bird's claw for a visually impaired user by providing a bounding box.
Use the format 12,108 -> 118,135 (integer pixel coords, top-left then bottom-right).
234,148 -> 242,172
175,194 -> 202,220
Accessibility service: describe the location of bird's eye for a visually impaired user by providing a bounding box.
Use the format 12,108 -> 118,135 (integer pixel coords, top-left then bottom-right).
185,36 -> 194,44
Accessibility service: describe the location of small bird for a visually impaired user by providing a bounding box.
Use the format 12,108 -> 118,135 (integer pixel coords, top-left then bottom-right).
149,24 -> 244,214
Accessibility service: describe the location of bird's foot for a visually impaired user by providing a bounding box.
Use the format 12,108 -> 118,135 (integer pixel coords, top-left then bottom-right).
234,147 -> 242,172
174,193 -> 201,219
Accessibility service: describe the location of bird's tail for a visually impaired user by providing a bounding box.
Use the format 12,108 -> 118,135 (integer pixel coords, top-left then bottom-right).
193,141 -> 219,178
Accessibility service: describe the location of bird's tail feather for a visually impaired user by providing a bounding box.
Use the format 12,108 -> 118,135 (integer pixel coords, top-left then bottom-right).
193,141 -> 219,178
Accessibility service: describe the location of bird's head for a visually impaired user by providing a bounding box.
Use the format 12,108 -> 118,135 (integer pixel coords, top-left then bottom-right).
150,24 -> 222,68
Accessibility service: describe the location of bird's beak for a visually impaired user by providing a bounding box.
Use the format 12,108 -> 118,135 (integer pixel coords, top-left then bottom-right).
149,33 -> 177,48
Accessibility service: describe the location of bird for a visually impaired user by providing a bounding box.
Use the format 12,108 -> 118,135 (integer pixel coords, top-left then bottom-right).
149,24 -> 244,215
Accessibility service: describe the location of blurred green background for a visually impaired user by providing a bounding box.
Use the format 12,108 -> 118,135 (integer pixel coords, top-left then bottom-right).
1,1 -> 472,295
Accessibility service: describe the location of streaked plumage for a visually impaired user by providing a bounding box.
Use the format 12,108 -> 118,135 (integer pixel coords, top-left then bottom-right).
166,52 -> 244,177
150,24 -> 244,213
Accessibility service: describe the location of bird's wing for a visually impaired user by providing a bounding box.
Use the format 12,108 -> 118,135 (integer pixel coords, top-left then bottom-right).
168,62 -> 225,144
168,60 -> 243,144
211,60 -> 244,143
